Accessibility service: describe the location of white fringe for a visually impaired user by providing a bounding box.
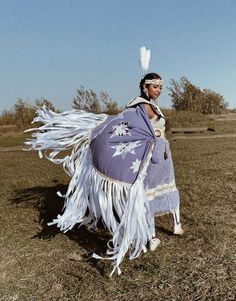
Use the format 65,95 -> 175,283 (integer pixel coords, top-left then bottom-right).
25,106 -> 153,276
48,147 -> 152,276
92,151 -> 153,276
24,106 -> 108,176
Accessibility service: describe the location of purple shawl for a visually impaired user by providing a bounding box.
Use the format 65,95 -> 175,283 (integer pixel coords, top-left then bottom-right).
91,103 -> 160,184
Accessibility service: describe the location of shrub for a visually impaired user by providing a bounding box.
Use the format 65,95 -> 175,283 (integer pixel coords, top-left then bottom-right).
168,77 -> 228,114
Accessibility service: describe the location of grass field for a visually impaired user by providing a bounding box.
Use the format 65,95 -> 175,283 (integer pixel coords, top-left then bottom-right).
0,133 -> 27,148
0,119 -> 236,300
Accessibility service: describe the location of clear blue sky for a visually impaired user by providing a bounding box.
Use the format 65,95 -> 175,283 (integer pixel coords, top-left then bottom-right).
0,0 -> 236,113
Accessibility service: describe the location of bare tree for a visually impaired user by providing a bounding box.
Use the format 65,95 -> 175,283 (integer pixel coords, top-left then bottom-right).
72,86 -> 121,115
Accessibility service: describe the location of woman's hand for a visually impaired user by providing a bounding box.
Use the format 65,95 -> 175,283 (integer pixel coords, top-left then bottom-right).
164,151 -> 168,160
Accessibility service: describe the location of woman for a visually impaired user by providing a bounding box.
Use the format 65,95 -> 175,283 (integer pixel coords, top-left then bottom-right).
26,72 -> 183,276
126,73 -> 184,247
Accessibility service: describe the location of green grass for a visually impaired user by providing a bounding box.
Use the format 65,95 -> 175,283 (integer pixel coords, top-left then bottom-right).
0,134 -> 235,300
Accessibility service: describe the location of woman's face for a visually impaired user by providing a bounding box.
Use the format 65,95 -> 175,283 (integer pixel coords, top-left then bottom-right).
146,84 -> 162,99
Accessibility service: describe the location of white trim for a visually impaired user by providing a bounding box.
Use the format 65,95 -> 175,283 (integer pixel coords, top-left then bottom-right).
146,180 -> 177,200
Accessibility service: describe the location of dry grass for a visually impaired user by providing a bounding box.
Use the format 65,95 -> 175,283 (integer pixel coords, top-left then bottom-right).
0,134 -> 27,148
0,121 -> 236,300
162,109 -> 215,127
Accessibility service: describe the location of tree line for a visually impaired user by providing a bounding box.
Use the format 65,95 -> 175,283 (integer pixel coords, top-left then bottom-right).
0,88 -> 121,129
0,77 -> 229,129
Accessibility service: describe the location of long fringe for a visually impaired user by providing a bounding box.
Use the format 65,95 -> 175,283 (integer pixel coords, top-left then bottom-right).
48,147 -> 152,276
25,106 -> 153,276
24,105 -> 108,176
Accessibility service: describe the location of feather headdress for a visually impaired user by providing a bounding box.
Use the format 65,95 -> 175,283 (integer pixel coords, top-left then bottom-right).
139,46 -> 151,74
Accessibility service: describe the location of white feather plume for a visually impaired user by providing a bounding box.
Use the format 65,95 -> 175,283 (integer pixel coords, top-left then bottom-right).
139,46 -> 151,73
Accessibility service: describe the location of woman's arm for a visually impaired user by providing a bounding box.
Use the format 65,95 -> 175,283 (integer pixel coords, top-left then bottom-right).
144,103 -> 156,118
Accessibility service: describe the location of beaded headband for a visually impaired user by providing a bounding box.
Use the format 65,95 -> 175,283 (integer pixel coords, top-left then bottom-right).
144,79 -> 163,86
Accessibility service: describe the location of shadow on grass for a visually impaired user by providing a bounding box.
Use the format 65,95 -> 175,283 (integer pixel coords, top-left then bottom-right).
10,184 -> 177,276
11,183 -> 110,261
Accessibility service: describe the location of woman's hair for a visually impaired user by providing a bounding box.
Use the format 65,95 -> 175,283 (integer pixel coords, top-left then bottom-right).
139,72 -> 162,100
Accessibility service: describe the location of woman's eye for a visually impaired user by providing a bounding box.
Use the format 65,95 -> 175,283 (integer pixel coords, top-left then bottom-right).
153,85 -> 162,89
